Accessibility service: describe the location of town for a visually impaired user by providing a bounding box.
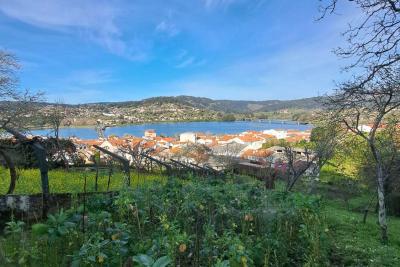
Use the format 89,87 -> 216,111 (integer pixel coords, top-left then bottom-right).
70,128 -> 312,170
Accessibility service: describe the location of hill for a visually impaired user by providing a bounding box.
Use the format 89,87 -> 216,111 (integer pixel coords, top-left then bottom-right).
35,96 -> 323,127
86,95 -> 324,113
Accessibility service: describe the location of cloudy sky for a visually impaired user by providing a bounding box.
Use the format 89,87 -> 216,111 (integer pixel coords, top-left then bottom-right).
0,0 -> 358,103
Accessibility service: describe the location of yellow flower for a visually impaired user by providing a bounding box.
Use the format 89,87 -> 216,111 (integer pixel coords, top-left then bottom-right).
241,256 -> 248,266
244,214 -> 254,222
179,243 -> 187,253
98,255 -> 104,263
111,233 -> 119,240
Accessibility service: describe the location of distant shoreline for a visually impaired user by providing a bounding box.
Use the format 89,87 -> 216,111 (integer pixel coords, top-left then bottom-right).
31,118 -> 311,131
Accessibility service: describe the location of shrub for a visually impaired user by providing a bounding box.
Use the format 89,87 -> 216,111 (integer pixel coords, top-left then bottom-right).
0,176 -> 329,266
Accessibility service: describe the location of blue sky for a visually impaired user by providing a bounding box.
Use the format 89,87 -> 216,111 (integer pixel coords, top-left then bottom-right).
0,0 -> 358,103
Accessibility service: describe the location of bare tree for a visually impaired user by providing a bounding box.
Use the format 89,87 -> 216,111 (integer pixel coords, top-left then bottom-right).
356,116 -> 400,222
95,120 -> 108,140
0,50 -> 43,131
0,50 -> 43,194
307,119 -> 343,192
211,142 -> 245,173
280,122 -> 341,192
325,67 -> 400,243
119,141 -> 153,171
46,100 -> 70,168
280,141 -> 316,192
178,143 -> 211,165
319,1 -> 399,243
47,100 -> 67,141
319,0 -> 400,86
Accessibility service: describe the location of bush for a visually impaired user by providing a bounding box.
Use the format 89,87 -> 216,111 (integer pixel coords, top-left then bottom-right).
0,176 -> 329,266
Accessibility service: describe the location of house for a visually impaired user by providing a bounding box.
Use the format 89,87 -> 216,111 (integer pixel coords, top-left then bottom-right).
217,135 -> 236,144
144,129 -> 156,138
180,132 -> 197,143
241,148 -> 274,164
197,134 -> 217,146
263,129 -> 287,139
211,143 -> 247,157
358,125 -> 372,133
231,134 -> 265,149
156,137 -> 176,148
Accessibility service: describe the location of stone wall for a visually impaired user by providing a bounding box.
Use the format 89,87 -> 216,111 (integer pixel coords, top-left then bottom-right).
0,191 -> 117,222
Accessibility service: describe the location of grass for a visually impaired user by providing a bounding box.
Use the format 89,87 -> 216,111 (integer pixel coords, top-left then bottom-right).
0,176 -> 330,266
325,202 -> 400,266
0,167 -> 166,194
1,161 -> 400,266
314,163 -> 400,266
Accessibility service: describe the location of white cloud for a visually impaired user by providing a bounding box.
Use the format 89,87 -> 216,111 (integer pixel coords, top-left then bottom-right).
65,69 -> 115,86
155,20 -> 179,37
174,50 -> 206,69
0,0 -> 147,60
202,0 -> 265,10
166,31 -> 351,100
40,69 -> 117,103
203,0 -> 239,9
176,57 -> 195,68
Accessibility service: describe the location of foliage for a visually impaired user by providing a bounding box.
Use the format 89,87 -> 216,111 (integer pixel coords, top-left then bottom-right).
326,202 -> 400,267
0,176 -> 329,266
132,254 -> 171,267
221,114 -> 236,121
0,167 -> 165,194
0,137 -> 77,168
261,138 -> 281,149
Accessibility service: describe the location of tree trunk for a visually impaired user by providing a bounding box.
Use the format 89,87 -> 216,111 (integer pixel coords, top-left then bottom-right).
95,162 -> 99,191
107,167 -> 112,192
307,165 -> 320,194
377,163 -> 388,244
55,128 -> 69,170
370,139 -> 389,244
0,149 -> 17,194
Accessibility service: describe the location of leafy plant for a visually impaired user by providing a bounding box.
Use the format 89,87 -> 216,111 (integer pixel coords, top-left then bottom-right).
132,254 -> 171,267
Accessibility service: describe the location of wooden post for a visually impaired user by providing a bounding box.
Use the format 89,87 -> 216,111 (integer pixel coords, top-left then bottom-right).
4,127 -> 50,217
94,152 -> 99,191
0,149 -> 18,194
141,153 -> 172,175
107,162 -> 112,192
93,145 -> 130,186
82,172 -> 87,233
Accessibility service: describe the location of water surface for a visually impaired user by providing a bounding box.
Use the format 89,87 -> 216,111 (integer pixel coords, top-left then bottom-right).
32,121 -> 312,139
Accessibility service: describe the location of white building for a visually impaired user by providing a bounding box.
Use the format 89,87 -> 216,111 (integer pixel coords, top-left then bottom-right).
180,132 -> 197,143
144,129 -> 157,138
263,129 -> 287,139
358,125 -> 372,133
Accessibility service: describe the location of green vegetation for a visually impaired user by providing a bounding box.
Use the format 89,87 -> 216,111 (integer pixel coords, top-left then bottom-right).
0,167 -> 165,194
1,163 -> 399,266
221,114 -> 236,121
326,202 -> 400,266
304,157 -> 400,266
34,96 -> 320,127
0,132 -> 399,266
0,176 -> 330,266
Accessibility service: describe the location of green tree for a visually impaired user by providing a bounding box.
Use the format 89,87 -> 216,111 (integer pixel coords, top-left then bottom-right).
222,114 -> 236,121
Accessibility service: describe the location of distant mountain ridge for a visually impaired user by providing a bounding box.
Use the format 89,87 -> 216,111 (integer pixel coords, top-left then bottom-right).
84,95 -> 324,113
23,95 -> 324,127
